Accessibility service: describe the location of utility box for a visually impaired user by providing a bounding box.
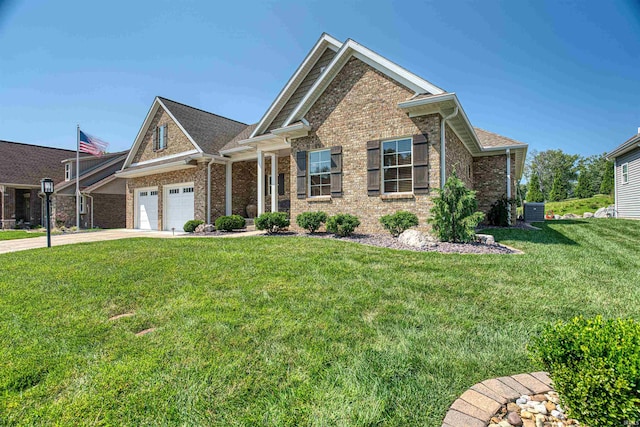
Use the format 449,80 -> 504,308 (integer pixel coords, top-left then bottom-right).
524,202 -> 545,222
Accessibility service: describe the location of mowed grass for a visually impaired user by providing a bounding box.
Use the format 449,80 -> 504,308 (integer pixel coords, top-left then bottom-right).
543,194 -> 613,216
0,230 -> 45,240
1,219 -> 639,426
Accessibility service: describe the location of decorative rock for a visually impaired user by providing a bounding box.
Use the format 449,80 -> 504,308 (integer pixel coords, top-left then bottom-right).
516,396 -> 529,405
551,409 -> 561,418
562,213 -> 580,219
507,411 -> 523,426
583,212 -> 594,218
521,411 -> 533,419
535,413 -> 545,427
507,402 -> 520,412
195,223 -> 206,233
545,401 -> 556,412
522,420 -> 535,427
398,229 -> 436,248
594,205 -> 616,218
203,224 -> 215,233
531,394 -> 546,402
554,214 -> 561,220
498,421 -> 511,427
534,404 -> 547,415
476,233 -> 496,245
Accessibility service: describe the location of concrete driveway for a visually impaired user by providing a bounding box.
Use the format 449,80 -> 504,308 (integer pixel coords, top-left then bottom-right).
0,229 -> 188,254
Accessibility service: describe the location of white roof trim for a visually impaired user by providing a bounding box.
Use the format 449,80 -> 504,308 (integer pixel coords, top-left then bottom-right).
250,33 -> 343,138
115,159 -> 198,178
122,97 -> 202,169
129,149 -> 199,167
283,38 -> 446,127
219,146 -> 253,155
607,134 -> 640,159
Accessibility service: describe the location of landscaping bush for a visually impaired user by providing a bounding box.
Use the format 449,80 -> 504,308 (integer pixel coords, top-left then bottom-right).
326,213 -> 360,237
183,219 -> 204,233
529,316 -> 640,427
379,211 -> 419,237
255,212 -> 290,234
428,171 -> 484,242
214,215 -> 246,232
487,196 -> 515,227
296,211 -> 328,233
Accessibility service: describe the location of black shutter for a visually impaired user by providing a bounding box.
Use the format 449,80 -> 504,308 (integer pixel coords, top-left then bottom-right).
367,140 -> 380,196
413,133 -> 429,194
278,173 -> 285,196
296,150 -> 307,199
330,146 -> 342,197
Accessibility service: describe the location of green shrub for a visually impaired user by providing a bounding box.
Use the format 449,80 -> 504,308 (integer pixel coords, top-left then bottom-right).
214,215 -> 246,232
326,213 -> 360,237
428,171 -> 484,242
379,211 -> 419,236
255,212 -> 290,234
529,316 -> 640,427
183,219 -> 204,233
296,211 -> 328,233
487,196 -> 515,227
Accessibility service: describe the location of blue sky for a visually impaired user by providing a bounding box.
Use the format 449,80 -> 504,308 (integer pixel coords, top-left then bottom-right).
1,0 -> 639,157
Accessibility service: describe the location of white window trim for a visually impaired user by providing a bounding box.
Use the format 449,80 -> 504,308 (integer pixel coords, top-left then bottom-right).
266,174 -> 273,196
622,162 -> 629,184
307,148 -> 331,198
155,124 -> 168,151
381,137 -> 414,195
79,195 -> 87,214
65,163 -> 71,181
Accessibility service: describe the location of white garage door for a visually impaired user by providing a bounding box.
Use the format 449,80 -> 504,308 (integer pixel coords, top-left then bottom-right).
137,189 -> 158,230
164,183 -> 194,231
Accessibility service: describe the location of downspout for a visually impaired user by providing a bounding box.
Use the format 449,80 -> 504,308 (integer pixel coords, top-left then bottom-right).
440,106 -> 459,188
506,148 -> 512,225
207,159 -> 214,224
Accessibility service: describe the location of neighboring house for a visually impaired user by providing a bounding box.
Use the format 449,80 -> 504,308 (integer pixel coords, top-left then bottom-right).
0,140 -> 75,229
53,151 -> 129,229
607,129 -> 640,219
117,34 -> 527,233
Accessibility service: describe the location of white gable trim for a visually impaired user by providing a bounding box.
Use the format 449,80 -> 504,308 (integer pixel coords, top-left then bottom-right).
282,39 -> 446,127
122,97 -> 202,169
249,33 -> 343,138
130,150 -> 200,167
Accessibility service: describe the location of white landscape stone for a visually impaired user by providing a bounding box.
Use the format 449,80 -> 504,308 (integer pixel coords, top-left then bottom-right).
398,229 -> 436,248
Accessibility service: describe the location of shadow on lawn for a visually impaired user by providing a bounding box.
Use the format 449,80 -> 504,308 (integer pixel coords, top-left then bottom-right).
483,220 -> 582,246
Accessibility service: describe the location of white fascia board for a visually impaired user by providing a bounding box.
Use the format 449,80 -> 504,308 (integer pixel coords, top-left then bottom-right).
477,145 -> 528,153
250,33 -> 343,139
115,160 -> 197,178
607,136 -> 640,159
397,92 -> 456,109
238,133 -> 283,145
129,149 -> 200,167
219,146 -> 253,155
283,39 -> 446,127
123,99 -> 162,168
156,98 -> 203,153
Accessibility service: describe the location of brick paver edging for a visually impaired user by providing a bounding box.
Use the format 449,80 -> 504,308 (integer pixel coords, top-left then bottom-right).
441,371 -> 553,427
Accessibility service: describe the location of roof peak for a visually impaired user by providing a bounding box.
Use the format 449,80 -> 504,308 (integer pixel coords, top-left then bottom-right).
157,96 -> 247,126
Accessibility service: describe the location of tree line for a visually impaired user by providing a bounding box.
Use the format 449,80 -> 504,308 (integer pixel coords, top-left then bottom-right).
523,149 -> 614,202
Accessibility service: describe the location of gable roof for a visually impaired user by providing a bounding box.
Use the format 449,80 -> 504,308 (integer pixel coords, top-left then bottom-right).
0,140 -> 75,187
607,132 -> 640,159
474,128 -> 527,149
282,38 -> 446,127
221,123 -> 258,153
55,153 -> 128,191
123,97 -> 247,168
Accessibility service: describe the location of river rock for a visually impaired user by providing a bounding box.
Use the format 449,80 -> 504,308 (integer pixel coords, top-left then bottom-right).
398,229 -> 436,248
507,411 -> 523,426
545,401 -> 556,412
583,212 -> 594,218
535,414 -> 545,427
562,213 -> 580,219
476,233 -> 496,245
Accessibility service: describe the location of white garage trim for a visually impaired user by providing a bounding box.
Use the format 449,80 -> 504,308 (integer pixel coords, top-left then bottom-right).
163,182 -> 195,231
135,186 -> 158,230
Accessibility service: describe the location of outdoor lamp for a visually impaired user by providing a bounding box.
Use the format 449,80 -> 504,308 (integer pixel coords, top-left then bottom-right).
41,178 -> 54,247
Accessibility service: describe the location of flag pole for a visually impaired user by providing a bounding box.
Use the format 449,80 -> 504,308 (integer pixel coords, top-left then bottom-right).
76,124 -> 80,229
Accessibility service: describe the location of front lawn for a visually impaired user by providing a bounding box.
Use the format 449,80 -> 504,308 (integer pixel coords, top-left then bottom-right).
1,219 -> 639,426
0,230 -> 45,240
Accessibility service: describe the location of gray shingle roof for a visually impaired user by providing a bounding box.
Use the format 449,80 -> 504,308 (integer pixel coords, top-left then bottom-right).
474,128 -> 527,148
220,123 -> 258,152
0,140 -> 75,186
158,97 -> 247,154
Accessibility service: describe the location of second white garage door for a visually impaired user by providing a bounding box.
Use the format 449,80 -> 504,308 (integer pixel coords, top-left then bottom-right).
164,183 -> 194,231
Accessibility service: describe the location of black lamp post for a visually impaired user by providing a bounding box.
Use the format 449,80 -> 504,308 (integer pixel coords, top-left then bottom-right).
41,178 -> 54,248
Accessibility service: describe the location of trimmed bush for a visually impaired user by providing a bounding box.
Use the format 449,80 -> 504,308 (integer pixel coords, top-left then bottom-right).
487,196 -> 515,227
529,316 -> 640,427
326,213 -> 360,237
296,211 -> 328,233
380,211 -> 419,237
428,171 -> 484,242
255,212 -> 290,234
183,219 -> 204,233
214,215 -> 246,232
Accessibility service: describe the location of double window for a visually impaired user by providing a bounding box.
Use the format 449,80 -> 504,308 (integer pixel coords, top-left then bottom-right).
622,163 -> 629,184
308,149 -> 331,197
382,138 -> 412,193
155,124 -> 167,151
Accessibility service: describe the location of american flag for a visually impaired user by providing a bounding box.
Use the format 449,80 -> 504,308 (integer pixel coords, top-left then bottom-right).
79,130 -> 109,157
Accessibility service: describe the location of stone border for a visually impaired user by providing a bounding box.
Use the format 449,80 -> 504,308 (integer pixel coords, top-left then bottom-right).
441,372 -> 553,427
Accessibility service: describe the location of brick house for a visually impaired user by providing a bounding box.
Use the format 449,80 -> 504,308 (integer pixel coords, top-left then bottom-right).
117,34 -> 527,233
0,140 -> 74,229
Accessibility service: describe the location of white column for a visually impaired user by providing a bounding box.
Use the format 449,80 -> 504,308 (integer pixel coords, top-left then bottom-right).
225,162 -> 233,216
270,153 -> 278,212
257,149 -> 264,216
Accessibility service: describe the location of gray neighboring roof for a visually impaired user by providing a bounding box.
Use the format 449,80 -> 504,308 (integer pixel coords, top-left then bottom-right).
158,97 -> 247,154
220,123 -> 258,152
607,132 -> 640,159
0,140 -> 75,186
474,128 -> 527,148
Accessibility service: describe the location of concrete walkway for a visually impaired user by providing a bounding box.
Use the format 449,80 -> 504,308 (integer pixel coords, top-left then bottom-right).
0,228 -> 267,254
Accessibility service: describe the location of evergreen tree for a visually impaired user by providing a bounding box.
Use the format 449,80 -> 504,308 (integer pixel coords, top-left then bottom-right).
549,172 -> 568,201
600,160 -> 614,195
574,168 -> 593,199
429,171 -> 484,243
527,174 -> 544,202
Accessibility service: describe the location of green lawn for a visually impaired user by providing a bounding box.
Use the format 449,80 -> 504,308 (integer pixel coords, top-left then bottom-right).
0,230 -> 45,240
1,219 -> 639,426
543,194 -> 613,216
